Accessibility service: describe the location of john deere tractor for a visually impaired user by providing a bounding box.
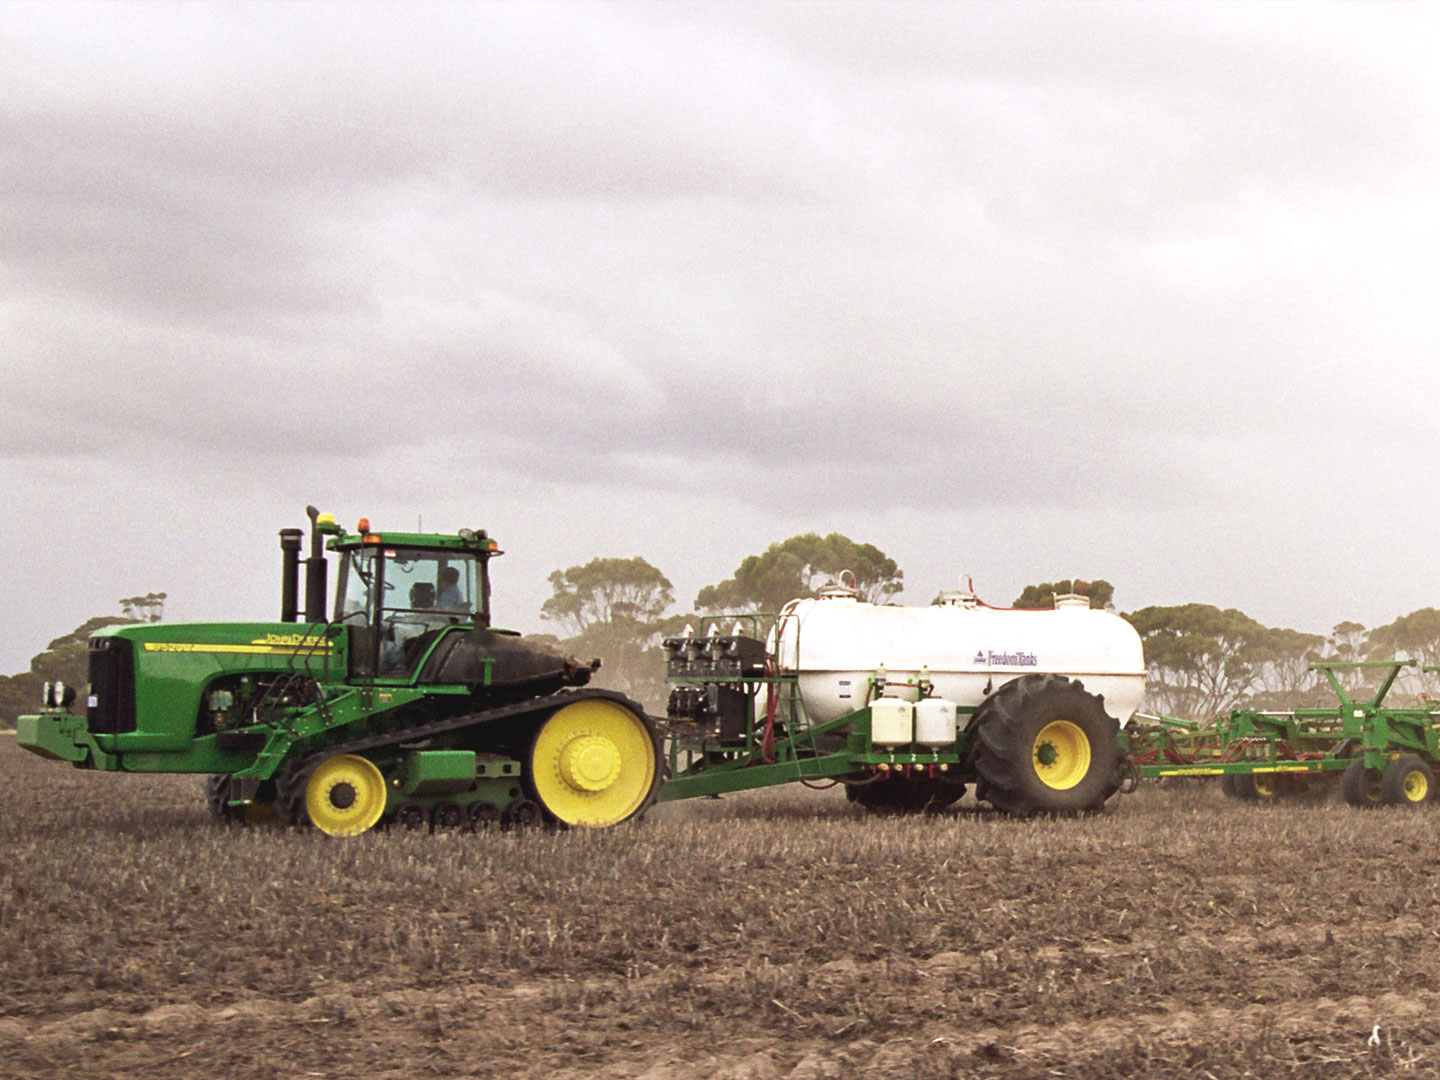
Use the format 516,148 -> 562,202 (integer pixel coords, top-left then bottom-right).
18,508 -> 663,835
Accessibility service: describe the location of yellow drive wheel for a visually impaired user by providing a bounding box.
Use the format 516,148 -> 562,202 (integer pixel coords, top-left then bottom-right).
305,754 -> 388,836
1032,720 -> 1092,791
529,699 -> 660,827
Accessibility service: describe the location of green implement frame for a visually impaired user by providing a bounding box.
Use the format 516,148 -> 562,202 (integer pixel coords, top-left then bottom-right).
1125,660 -> 1440,802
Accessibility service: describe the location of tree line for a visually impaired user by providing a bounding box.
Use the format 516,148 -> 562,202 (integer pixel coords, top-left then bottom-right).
2,551 -> 1436,726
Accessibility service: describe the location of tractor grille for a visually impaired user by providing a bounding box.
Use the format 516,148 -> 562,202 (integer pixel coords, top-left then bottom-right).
87,638 -> 136,734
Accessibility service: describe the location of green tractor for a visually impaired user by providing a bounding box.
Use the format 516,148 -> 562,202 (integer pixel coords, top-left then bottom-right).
18,508 -> 663,835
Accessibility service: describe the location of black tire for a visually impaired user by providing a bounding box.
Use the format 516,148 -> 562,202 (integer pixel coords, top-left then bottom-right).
1381,755 -> 1434,807
1342,758 -> 1384,808
1226,772 -> 1284,801
971,675 -> 1121,815
845,777 -> 965,813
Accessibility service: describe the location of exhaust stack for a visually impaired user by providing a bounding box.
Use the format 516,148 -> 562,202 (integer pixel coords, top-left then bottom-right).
279,528 -> 303,622
303,505 -> 328,624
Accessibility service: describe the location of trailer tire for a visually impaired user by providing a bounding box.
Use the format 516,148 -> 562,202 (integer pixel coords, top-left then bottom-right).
845,777 -> 965,813
1342,759 -> 1384,808
972,675 -> 1121,815
1381,755 -> 1434,807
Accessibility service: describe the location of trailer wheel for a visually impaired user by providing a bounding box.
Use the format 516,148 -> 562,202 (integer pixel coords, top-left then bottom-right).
972,675 -> 1121,815
304,754 -> 388,836
1342,759 -> 1384,808
845,777 -> 965,813
527,699 -> 662,827
1381,755 -> 1434,807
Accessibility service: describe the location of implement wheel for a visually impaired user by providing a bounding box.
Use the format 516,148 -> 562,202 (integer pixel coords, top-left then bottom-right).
1342,759 -> 1384,808
972,675 -> 1121,815
1224,772 -> 1283,801
304,754 -> 388,836
1381,755 -> 1434,807
527,698 -> 662,827
846,777 -> 965,813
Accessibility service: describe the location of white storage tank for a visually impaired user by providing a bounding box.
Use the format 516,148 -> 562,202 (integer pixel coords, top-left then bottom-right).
772,587 -> 1146,731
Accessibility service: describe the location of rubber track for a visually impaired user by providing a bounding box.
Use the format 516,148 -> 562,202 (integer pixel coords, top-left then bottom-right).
274,688 -> 653,826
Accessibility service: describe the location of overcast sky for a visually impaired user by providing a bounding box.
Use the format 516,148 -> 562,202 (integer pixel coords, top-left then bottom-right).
4,0 -> 1439,674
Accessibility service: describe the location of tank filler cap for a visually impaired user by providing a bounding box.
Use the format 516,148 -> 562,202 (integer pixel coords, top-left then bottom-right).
934,575 -> 980,609
817,569 -> 861,601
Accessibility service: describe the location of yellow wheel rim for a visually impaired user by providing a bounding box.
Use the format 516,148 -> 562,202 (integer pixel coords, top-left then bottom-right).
531,701 -> 656,827
1253,775 -> 1277,798
305,754 -> 387,836
1032,720 -> 1092,791
1404,769 -> 1429,803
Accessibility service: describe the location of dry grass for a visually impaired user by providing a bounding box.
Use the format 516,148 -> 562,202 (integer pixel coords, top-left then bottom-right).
4,736 -> 1440,1078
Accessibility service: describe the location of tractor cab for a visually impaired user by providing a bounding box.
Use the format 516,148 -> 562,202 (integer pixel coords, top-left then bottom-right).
318,518 -> 502,679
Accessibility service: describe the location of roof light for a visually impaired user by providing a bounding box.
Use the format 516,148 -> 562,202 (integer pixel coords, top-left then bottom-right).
357,517 -> 371,535
363,534 -> 381,545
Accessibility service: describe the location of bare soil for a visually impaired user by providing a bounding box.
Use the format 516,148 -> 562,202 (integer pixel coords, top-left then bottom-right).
3,736 -> 1439,1079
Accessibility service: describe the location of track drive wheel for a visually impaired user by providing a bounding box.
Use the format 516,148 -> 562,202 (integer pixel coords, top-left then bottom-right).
971,675 -> 1121,815
845,777 -> 965,813
1381,755 -> 1434,807
527,698 -> 662,827
1342,759 -> 1384,808
304,754 -> 388,836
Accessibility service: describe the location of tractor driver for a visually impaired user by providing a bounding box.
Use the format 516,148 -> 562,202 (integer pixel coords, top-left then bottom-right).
436,566 -> 467,611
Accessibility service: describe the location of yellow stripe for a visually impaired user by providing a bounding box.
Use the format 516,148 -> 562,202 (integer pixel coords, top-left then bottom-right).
142,642 -> 333,655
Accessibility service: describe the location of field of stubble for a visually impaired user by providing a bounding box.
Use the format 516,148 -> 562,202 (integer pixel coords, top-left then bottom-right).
3,735 -> 1440,1080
